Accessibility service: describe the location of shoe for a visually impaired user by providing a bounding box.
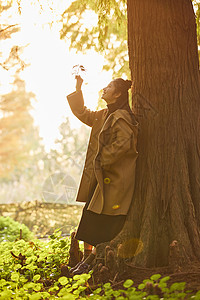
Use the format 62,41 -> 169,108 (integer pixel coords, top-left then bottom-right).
71,262 -> 90,275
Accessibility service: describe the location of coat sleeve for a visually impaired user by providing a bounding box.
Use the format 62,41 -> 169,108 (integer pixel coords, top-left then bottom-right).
100,118 -> 137,166
67,90 -> 98,127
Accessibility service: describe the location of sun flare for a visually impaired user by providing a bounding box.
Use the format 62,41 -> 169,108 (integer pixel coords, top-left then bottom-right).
1,0 -> 113,151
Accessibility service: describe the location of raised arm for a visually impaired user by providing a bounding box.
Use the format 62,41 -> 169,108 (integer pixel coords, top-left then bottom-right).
66,76 -> 98,127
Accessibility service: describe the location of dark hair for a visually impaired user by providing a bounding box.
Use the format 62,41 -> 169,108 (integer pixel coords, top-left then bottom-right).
107,78 -> 137,125
113,78 -> 132,95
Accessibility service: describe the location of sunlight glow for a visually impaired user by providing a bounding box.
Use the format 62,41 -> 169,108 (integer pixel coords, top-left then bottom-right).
1,0 -> 113,151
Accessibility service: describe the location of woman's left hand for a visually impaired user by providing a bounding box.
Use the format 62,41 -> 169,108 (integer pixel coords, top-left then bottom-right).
76,75 -> 83,92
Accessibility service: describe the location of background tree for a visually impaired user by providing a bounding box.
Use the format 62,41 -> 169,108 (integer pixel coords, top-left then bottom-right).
39,119 -> 90,204
0,76 -> 36,177
0,1 -> 31,178
0,1 -> 25,72
45,118 -> 90,180
0,74 -> 48,205
0,0 -> 48,203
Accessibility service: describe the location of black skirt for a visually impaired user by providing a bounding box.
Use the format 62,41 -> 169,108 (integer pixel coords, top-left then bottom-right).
75,199 -> 126,247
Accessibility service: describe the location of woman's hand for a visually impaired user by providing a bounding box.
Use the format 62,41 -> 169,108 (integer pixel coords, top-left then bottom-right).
76,75 -> 83,92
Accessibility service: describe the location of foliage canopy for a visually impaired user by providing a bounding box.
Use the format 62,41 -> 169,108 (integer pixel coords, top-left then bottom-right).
60,0 -> 200,78
60,0 -> 129,77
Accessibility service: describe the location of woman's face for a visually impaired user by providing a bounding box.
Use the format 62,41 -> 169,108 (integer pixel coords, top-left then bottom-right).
101,81 -> 120,104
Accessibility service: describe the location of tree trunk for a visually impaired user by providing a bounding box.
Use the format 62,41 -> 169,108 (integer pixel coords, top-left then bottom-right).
116,0 -> 200,268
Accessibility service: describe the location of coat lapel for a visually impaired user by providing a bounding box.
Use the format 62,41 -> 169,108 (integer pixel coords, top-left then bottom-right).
100,109 -> 139,135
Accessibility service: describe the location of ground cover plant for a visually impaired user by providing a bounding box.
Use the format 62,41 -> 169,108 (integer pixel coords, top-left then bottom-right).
0,216 -> 34,243
0,230 -> 200,299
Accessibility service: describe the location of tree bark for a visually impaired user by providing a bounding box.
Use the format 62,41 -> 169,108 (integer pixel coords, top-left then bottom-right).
116,0 -> 200,267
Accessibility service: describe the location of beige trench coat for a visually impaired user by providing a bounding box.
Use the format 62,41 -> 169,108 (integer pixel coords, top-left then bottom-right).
67,90 -> 138,216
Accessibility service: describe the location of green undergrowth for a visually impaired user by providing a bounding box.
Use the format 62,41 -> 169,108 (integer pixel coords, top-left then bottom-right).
0,230 -> 200,299
0,216 -> 34,242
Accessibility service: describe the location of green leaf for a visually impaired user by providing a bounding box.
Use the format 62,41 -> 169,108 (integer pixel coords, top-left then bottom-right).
105,289 -> 114,297
103,282 -> 111,289
48,286 -> 59,292
11,272 -> 20,281
113,290 -> 121,297
150,274 -> 161,281
58,287 -> 76,298
143,279 -> 153,284
76,279 -> 86,285
78,273 -> 91,281
123,279 -> 134,288
78,286 -> 87,292
19,275 -> 28,283
170,282 -> 186,292
58,276 -> 69,285
60,293 -> 76,300
14,263 -> 22,270
40,292 -> 50,298
138,283 -> 145,290
194,291 -> 200,300
72,283 -> 79,289
33,274 -> 41,282
176,292 -> 187,298
94,287 -> 102,294
60,240 -> 67,248
24,263 -> 37,271
158,282 -> 167,289
146,295 -> 159,299
73,274 -> 82,280
29,293 -> 42,300
0,279 -> 7,287
159,276 -> 170,283
0,290 -> 13,298
23,282 -> 35,289
33,283 -> 42,291
49,234 -> 55,239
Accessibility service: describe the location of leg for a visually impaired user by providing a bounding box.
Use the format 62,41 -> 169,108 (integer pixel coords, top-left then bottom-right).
83,242 -> 93,259
70,246 -> 96,275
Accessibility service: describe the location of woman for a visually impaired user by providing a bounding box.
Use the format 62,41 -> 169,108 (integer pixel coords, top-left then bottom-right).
67,75 -> 138,275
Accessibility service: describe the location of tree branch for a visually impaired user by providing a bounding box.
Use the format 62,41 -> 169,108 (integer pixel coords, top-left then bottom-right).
0,24 -> 19,34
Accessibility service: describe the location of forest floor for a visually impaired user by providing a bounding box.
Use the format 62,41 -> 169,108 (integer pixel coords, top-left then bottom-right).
69,233 -> 200,294
90,262 -> 200,294
114,264 -> 200,291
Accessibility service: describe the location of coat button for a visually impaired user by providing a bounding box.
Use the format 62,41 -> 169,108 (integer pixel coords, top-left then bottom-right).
112,204 -> 120,210
104,177 -> 111,184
